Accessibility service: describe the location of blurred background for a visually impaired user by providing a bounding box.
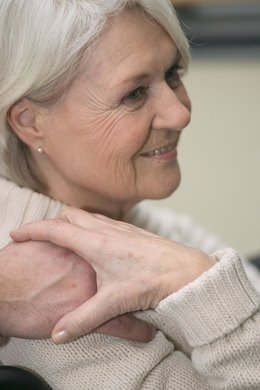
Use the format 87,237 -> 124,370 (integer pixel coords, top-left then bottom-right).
148,1 -> 260,259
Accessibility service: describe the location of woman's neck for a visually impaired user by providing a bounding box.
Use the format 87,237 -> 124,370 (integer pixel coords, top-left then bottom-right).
47,185 -> 137,221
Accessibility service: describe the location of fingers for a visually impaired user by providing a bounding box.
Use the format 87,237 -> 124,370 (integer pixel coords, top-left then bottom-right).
53,308 -> 156,344
10,219 -> 96,260
61,207 -> 118,228
10,207 -> 92,242
52,313 -> 156,344
10,207 -> 114,246
61,207 -> 96,226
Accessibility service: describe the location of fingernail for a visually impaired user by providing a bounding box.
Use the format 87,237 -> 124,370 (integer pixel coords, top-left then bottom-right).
52,330 -> 70,344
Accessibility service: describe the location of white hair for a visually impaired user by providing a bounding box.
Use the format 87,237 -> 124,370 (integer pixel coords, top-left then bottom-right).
0,0 -> 190,190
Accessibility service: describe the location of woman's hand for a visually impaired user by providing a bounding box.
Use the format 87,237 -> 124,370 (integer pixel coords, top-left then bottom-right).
0,240 -> 155,342
11,207 -> 215,344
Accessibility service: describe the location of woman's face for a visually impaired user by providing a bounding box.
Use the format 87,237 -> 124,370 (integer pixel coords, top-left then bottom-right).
37,8 -> 191,217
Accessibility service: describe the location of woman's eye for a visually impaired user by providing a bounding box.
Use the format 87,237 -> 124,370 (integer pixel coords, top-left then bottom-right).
124,86 -> 146,103
165,65 -> 181,83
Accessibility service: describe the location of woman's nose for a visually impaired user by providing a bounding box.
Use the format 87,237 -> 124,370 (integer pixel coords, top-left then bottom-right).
151,84 -> 191,131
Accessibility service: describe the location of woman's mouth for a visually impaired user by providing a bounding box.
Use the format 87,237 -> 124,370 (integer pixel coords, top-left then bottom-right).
140,141 -> 178,160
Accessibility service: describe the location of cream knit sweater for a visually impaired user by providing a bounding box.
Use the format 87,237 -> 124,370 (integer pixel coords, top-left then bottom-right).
0,177 -> 260,389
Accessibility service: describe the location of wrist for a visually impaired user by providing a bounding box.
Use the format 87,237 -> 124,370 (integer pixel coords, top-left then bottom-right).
181,248 -> 217,288
156,247 -> 217,304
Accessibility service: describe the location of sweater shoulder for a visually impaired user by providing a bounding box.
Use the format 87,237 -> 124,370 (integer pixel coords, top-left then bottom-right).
0,177 -> 63,247
126,202 -> 225,253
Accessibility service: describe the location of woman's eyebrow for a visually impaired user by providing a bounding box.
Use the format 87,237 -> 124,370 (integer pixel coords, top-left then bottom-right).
116,70 -> 151,87
115,50 -> 181,87
166,50 -> 181,68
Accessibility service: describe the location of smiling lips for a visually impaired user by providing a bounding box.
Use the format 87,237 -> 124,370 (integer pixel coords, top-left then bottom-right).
140,141 -> 178,159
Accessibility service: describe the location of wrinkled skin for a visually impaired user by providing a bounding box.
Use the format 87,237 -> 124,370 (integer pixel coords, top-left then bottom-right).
11,208 -> 214,344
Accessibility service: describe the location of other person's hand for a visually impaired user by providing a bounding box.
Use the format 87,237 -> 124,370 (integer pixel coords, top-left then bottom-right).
11,207 -> 215,344
0,240 -> 155,342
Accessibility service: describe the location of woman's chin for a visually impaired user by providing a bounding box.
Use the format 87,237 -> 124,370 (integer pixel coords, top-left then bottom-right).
144,173 -> 181,201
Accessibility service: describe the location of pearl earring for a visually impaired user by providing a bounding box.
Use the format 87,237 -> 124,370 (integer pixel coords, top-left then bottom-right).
37,146 -> 44,154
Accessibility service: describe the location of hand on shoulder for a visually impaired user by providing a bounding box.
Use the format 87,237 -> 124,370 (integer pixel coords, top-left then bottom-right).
12,207 -> 215,343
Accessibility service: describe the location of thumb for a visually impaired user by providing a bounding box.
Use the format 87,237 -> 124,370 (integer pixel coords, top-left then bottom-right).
51,286 -> 124,344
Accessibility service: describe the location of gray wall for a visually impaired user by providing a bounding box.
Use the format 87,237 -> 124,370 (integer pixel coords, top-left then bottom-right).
148,57 -> 260,257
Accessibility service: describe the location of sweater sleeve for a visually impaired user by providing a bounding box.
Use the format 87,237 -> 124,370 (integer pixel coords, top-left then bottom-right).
141,248 -> 260,389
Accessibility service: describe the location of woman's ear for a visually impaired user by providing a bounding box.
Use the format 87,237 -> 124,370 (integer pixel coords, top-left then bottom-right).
8,99 -> 44,148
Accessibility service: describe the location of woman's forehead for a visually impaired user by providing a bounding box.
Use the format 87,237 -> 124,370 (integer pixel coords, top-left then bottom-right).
79,8 -> 177,86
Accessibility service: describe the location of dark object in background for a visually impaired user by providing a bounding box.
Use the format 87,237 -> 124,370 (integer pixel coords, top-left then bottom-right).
0,366 -> 51,390
175,3 -> 260,57
249,254 -> 260,271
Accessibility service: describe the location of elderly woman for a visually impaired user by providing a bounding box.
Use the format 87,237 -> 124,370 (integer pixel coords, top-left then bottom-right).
0,0 -> 259,389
